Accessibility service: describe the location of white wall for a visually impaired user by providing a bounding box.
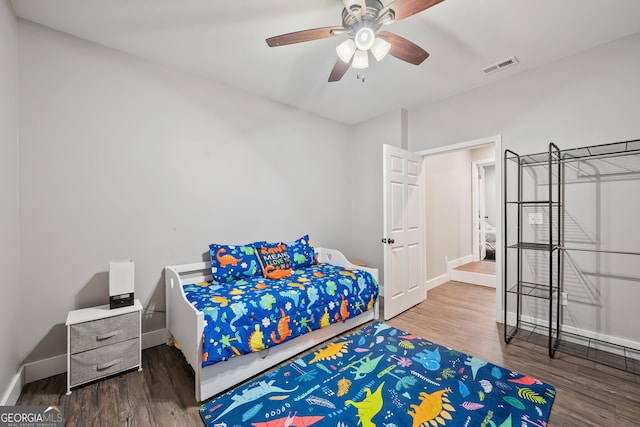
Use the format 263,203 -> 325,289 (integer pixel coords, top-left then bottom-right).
408,32 -> 640,346
10,14 -> 640,381
0,0 -> 21,401
409,32 -> 640,154
421,144 -> 496,280
424,150 -> 472,278
17,21 -> 354,364
349,109 -> 404,283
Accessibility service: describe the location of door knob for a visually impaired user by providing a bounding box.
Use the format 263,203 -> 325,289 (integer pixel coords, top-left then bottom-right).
381,238 -> 395,245
388,238 -> 395,244
381,238 -> 387,244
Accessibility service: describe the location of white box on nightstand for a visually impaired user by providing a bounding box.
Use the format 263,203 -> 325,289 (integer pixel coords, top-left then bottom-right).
109,259 -> 135,309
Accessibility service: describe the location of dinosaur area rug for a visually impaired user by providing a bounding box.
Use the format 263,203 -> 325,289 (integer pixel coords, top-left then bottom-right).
200,322 -> 555,427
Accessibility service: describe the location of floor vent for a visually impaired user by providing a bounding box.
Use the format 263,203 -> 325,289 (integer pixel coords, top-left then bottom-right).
482,56 -> 519,75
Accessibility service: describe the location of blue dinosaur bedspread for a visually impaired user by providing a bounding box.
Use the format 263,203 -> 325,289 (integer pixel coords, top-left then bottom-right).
182,263 -> 378,367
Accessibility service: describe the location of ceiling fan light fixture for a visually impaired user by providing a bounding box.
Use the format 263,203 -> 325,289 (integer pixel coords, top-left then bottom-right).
266,0 -> 438,82
377,10 -> 395,25
370,37 -> 391,61
336,39 -> 357,63
352,49 -> 369,69
354,27 -> 375,51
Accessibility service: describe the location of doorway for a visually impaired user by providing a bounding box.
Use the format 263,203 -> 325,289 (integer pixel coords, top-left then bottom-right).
472,160 -> 497,263
417,136 -> 503,322
453,159 -> 497,286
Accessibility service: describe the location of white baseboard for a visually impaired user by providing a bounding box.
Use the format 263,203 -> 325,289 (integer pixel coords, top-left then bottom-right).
15,328 -> 167,392
425,273 -> 449,291
446,254 -> 496,287
446,254 -> 473,272
560,324 -> 640,358
0,365 -> 24,406
450,270 -> 496,287
424,255 -> 476,292
141,327 -> 168,349
504,313 -> 640,359
23,354 -> 66,384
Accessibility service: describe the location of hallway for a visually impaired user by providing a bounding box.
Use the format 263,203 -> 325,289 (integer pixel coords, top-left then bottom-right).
454,260 -> 496,275
450,259 -> 496,286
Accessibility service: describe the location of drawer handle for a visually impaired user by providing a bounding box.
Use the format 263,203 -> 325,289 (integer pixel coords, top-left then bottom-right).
96,359 -> 121,371
96,331 -> 119,341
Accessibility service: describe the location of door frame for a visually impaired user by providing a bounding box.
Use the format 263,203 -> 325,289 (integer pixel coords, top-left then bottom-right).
416,135 -> 503,323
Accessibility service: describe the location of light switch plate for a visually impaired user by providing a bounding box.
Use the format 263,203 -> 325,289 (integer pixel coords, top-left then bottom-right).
528,212 -> 544,225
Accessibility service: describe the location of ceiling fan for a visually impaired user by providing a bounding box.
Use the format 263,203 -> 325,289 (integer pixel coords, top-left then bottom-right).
266,0 -> 446,82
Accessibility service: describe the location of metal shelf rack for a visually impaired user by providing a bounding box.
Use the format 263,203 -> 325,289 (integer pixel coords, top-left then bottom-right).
503,138 -> 640,374
504,142 -> 562,357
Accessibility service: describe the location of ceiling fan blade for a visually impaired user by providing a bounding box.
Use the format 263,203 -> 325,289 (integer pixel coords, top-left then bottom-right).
328,59 -> 351,82
379,31 -> 429,65
379,0 -> 446,23
266,26 -> 345,47
343,0 -> 367,17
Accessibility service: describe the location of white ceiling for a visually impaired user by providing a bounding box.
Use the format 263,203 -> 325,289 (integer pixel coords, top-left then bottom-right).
11,0 -> 640,124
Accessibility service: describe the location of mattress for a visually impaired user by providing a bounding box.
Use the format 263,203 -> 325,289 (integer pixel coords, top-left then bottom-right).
182,263 -> 378,367
485,220 -> 497,251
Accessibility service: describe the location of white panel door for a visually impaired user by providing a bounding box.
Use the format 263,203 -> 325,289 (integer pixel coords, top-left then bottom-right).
383,144 -> 425,320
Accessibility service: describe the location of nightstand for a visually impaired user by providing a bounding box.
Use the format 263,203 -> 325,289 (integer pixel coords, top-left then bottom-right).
66,300 -> 143,394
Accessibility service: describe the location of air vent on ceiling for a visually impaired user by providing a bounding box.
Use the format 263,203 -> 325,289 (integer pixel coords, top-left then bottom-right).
482,56 -> 519,76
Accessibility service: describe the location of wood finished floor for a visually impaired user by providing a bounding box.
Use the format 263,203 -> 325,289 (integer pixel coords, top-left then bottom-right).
17,281 -> 640,426
454,260 -> 496,275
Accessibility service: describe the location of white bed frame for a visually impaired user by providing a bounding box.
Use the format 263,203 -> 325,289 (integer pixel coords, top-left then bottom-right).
165,247 -> 379,402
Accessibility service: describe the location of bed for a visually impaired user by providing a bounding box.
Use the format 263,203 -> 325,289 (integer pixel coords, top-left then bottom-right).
165,245 -> 379,402
485,220 -> 496,259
